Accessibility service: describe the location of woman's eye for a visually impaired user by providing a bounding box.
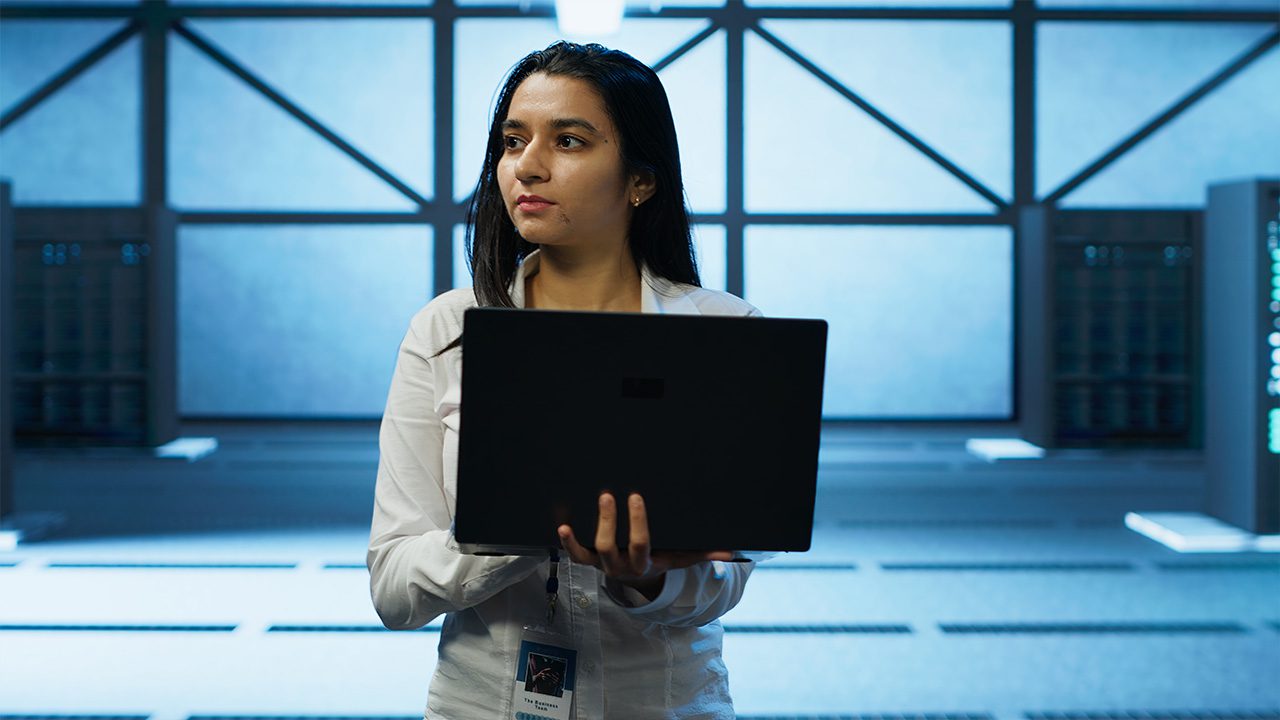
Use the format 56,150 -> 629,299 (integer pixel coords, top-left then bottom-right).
503,136 -> 526,150
557,135 -> 584,149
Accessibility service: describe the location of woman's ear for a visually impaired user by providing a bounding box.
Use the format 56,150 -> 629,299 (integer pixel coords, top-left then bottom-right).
629,169 -> 657,207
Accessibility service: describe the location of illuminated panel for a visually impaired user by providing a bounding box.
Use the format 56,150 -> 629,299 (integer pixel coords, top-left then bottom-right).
1269,200 -> 1280,453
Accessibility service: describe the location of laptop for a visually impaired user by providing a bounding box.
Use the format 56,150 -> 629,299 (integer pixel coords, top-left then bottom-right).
453,307 -> 827,556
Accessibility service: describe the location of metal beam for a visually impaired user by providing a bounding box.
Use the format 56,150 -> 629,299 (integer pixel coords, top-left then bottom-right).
725,1 -> 745,297
142,4 -> 167,209
171,20 -> 431,208
652,22 -> 721,73
433,1 -> 456,295
1012,0 -> 1035,208
752,22 -> 1008,211
4,2 -> 1277,22
1011,0 -> 1035,426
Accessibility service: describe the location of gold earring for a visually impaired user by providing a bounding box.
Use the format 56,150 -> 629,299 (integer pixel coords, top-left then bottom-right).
633,196 -> 641,207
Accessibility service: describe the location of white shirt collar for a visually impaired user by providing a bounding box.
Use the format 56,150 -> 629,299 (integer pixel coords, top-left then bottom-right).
509,248 -> 700,315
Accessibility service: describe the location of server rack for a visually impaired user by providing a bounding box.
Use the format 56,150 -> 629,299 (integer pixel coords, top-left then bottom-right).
1020,207 -> 1201,448
1205,178 -> 1280,535
1,184 -> 13,522
12,207 -> 177,447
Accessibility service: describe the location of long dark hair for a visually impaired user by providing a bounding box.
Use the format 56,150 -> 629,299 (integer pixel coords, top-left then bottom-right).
466,41 -> 700,308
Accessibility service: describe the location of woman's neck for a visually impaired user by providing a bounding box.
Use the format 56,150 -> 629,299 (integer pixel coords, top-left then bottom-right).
526,243 -> 642,313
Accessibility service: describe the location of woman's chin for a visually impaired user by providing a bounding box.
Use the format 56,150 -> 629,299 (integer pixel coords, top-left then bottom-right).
521,234 -> 568,247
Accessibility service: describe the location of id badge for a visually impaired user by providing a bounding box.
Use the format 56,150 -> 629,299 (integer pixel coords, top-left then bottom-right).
510,627 -> 577,720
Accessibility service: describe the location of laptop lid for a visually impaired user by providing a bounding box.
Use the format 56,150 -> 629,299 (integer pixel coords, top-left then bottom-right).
454,307 -> 827,556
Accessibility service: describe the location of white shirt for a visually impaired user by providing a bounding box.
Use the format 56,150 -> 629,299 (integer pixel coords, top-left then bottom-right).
367,250 -> 763,719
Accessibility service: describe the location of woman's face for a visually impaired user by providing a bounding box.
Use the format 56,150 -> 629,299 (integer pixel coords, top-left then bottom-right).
496,72 -> 645,250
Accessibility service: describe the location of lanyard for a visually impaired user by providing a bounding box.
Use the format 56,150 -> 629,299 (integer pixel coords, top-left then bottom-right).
545,548 -> 560,626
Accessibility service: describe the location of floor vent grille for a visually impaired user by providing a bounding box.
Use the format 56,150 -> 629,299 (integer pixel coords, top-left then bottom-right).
1024,707 -> 1280,712
46,562 -> 297,570
881,562 -> 1133,572
0,623 -> 236,632
267,624 -> 441,633
0,716 -> 150,720
740,714 -> 992,720
756,563 -> 859,571
941,622 -> 1247,635
190,716 -> 418,720
1156,561 -> 1280,572
838,519 -> 1055,529
724,624 -> 912,634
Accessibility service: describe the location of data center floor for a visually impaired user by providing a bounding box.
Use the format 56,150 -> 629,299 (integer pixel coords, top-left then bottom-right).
1,422 -> 1277,719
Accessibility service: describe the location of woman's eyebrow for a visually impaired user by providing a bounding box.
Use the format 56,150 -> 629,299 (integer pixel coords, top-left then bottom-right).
550,117 -> 602,136
500,117 -> 601,136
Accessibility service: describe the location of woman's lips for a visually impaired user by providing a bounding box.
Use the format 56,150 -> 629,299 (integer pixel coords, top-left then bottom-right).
516,195 -> 555,212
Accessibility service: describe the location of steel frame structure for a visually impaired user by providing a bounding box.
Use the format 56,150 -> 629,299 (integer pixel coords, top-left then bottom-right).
1,0 -> 1277,421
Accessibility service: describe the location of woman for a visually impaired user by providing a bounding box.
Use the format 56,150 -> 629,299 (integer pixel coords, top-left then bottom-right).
368,41 -> 761,719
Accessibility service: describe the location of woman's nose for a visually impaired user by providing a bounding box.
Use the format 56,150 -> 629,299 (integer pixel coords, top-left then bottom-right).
514,140 -> 549,183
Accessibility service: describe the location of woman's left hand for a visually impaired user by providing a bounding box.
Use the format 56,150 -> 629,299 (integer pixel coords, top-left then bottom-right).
558,492 -> 733,600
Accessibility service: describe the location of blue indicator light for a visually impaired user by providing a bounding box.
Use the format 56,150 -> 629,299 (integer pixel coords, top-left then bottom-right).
1271,409 -> 1280,454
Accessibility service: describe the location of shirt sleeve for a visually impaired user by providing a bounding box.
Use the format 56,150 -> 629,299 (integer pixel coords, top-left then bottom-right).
367,308 -> 541,630
598,560 -> 754,627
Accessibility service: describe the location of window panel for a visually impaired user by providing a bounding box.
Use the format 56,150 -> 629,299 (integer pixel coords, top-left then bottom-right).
186,18 -> 434,201
178,225 -> 432,417
0,19 -> 130,111
0,36 -> 139,204
659,29 -> 726,214
745,225 -> 1013,419
453,17 -> 712,202
759,19 -> 1011,203
745,30 -> 997,213
453,224 -> 471,291
168,30 -> 417,211
692,223 -> 727,293
1037,21 -> 1275,199
1064,46 -> 1280,207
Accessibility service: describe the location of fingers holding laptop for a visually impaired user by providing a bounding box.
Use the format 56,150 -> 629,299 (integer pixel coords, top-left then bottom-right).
557,492 -> 733,592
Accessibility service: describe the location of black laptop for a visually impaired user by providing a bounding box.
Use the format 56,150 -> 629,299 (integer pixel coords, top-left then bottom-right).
453,307 -> 827,556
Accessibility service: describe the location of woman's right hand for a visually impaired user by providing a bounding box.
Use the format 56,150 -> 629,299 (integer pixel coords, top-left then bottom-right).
557,492 -> 732,600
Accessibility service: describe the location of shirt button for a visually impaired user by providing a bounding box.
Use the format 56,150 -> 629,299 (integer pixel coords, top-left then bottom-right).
574,592 -> 592,609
